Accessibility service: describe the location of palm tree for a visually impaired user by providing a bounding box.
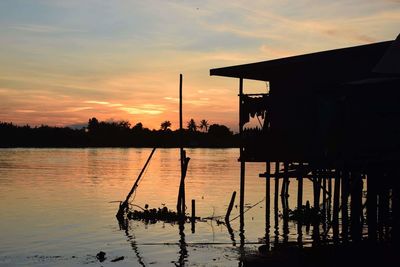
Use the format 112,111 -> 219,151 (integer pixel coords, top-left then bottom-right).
199,119 -> 209,132
187,119 -> 197,132
160,120 -> 172,131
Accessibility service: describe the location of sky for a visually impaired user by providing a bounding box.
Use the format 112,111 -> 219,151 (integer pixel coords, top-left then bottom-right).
0,0 -> 399,131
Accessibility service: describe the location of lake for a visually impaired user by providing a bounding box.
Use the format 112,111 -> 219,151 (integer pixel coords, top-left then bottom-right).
0,148 -> 316,266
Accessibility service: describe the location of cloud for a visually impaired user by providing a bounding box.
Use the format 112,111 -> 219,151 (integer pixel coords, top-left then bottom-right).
9,24 -> 84,33
84,101 -> 110,105
15,109 -> 36,113
119,106 -> 165,115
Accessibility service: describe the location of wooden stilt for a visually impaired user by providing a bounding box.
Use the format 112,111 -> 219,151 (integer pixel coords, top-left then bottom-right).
332,169 -> 341,242
297,162 -> 303,247
327,176 -> 332,224
265,162 -> 271,247
282,162 -> 289,242
274,161 -> 280,243
322,172 -> 327,238
341,170 -> 349,242
367,172 -> 377,242
312,169 -> 322,244
238,77 -> 245,248
378,181 -> 389,241
392,171 -> 400,245
350,172 -> 362,242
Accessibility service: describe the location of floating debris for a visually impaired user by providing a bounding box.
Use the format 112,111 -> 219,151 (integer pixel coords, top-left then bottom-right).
96,251 -> 106,262
111,256 -> 125,262
127,205 -> 187,223
287,201 -> 322,224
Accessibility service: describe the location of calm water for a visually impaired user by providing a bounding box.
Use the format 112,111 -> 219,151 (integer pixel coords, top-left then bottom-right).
0,148 -> 315,266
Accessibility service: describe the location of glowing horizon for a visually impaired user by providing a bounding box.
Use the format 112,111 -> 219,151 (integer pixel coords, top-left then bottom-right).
1,0 -> 399,131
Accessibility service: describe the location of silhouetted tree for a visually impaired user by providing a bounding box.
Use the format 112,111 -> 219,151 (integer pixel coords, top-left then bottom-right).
187,119 -> 197,132
118,120 -> 131,129
208,124 -> 232,137
160,120 -> 172,131
88,117 -> 99,132
0,118 -> 239,148
132,122 -> 143,131
199,119 -> 209,132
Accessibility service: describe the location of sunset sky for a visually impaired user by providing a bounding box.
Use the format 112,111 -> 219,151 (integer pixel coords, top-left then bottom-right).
0,0 -> 399,131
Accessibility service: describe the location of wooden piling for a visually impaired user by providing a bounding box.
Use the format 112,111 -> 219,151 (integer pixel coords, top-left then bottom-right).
238,77 -> 245,248
392,172 -> 400,244
322,172 -> 327,237
274,161 -> 280,243
282,162 -> 289,242
378,182 -> 389,241
312,169 -> 322,244
191,199 -> 195,221
367,172 -> 377,242
341,170 -> 349,242
265,162 -> 271,246
297,162 -> 303,247
177,74 -> 186,216
297,163 -> 303,210
225,191 -> 236,222
327,176 -> 332,223
191,199 -> 196,233
332,169 -> 340,242
350,172 -> 362,242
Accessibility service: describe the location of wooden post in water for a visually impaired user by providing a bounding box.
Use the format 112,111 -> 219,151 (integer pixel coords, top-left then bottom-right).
350,172 -> 362,242
191,199 -> 196,233
274,161 -> 280,243
116,147 -> 157,220
322,171 -> 327,238
225,191 -> 236,222
312,169 -> 321,244
332,169 -> 341,242
265,162 -> 271,246
327,176 -> 332,223
191,199 -> 196,221
177,74 -> 190,217
297,163 -> 303,209
282,161 -> 289,242
341,169 -> 349,242
238,78 -> 246,248
297,162 -> 303,247
392,172 -> 400,245
378,180 -> 390,241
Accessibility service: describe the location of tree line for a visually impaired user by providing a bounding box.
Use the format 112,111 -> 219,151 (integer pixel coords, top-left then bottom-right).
0,118 -> 238,148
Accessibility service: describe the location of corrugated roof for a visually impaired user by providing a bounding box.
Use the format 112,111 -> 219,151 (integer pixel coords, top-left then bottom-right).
210,40 -> 394,86
373,34 -> 400,74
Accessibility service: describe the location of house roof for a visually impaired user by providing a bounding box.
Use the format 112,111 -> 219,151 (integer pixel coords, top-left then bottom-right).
373,34 -> 400,75
210,40 -> 394,86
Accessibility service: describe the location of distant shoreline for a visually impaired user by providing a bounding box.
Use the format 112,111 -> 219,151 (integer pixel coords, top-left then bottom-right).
0,145 -> 239,149
1,118 -> 239,148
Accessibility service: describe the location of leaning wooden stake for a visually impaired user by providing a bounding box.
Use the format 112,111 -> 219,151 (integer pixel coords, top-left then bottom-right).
225,191 -> 237,222
116,147 -> 157,220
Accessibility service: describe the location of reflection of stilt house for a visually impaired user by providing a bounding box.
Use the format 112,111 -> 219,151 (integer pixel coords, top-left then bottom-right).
210,35 -> 400,245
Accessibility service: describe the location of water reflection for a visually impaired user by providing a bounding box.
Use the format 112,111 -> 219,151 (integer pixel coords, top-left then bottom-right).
176,221 -> 188,267
6,148 -> 392,266
118,218 -> 147,267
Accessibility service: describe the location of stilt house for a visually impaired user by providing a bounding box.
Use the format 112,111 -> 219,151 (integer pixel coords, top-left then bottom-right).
210,34 -> 400,244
